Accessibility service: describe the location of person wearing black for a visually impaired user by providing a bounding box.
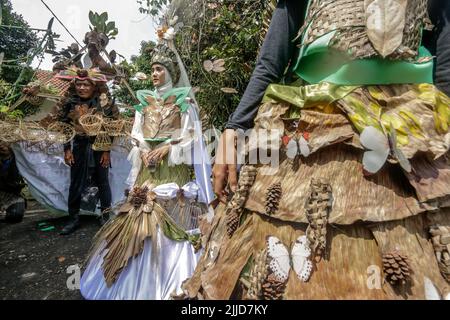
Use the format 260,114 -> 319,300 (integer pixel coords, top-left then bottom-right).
52,68 -> 118,235
0,142 -> 26,223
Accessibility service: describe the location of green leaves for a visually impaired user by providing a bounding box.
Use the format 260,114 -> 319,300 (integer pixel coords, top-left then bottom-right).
88,11 -> 118,38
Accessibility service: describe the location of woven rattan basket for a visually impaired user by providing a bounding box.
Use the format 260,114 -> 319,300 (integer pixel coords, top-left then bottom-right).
79,114 -> 103,136
47,122 -> 76,144
20,121 -> 47,142
122,118 -> 134,135
92,132 -> 112,151
103,118 -> 125,137
0,121 -> 21,143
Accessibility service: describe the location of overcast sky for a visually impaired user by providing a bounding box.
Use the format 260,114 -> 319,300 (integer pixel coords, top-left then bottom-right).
10,0 -> 157,70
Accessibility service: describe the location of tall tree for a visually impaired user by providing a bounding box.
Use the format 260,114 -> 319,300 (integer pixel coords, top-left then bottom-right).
0,0 -> 38,84
137,0 -> 275,129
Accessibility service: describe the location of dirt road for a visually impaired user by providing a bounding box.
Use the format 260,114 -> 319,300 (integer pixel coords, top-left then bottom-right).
0,201 -> 100,300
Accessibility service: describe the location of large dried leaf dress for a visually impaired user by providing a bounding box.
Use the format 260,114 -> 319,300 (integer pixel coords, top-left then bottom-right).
80,86 -> 213,300
181,0 -> 450,300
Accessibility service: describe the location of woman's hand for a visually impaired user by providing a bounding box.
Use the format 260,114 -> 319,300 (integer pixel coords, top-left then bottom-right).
213,129 -> 238,203
64,150 -> 75,166
143,145 -> 170,167
100,152 -> 111,168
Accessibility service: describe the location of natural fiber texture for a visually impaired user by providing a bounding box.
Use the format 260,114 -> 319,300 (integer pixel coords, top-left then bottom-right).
298,0 -> 429,60
265,182 -> 282,216
244,249 -> 268,300
182,207 -> 450,299
122,118 -> 134,135
79,114 -> 103,136
261,273 -> 286,300
336,84 -> 450,160
142,96 -> 181,140
245,144 -> 429,225
92,132 -> 112,152
428,210 -> 450,283
369,213 -> 449,298
225,165 -> 257,238
20,122 -> 47,142
47,122 -> 76,144
0,121 -> 21,143
382,251 -> 411,286
102,118 -> 124,137
405,153 -> 450,207
180,81 -> 450,300
305,179 -> 332,257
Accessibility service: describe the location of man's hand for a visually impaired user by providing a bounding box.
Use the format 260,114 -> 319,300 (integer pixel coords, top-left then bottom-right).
100,152 -> 111,168
213,129 -> 238,204
64,150 -> 75,166
143,145 -> 170,167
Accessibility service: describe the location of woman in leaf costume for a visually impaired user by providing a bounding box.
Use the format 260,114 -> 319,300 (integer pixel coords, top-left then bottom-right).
80,41 -> 214,300
181,0 -> 450,300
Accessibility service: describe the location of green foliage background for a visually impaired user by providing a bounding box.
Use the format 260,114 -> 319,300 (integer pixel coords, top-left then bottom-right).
0,0 -> 38,85
137,0 -> 272,129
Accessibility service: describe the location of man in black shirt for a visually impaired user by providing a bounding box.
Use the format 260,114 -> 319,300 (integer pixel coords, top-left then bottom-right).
53,69 -> 118,235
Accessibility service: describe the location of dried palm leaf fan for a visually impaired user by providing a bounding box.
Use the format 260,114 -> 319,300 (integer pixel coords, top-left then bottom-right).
47,122 -> 76,145
20,121 -> 48,142
103,118 -> 125,137
79,114 -> 103,136
92,131 -> 112,151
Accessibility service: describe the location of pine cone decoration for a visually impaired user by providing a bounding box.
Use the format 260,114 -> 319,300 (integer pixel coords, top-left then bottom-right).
265,183 -> 282,215
130,186 -> 149,208
383,251 -> 411,285
226,210 -> 241,238
261,273 -> 286,300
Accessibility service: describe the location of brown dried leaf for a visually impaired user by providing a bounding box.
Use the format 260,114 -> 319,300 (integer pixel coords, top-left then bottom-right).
203,60 -> 213,72
221,87 -> 238,94
365,0 -> 408,57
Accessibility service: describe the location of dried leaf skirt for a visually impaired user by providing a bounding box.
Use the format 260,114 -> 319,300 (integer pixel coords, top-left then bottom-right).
181,83 -> 450,300
80,161 -> 204,300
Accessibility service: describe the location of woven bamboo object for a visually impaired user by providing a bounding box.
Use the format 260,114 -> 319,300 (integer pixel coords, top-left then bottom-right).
123,118 -> 134,135
20,122 -> 47,142
430,226 -> 450,282
0,121 -> 21,143
299,0 -> 429,60
92,132 -> 112,151
103,118 -> 125,137
79,114 -> 103,136
47,122 -> 76,144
